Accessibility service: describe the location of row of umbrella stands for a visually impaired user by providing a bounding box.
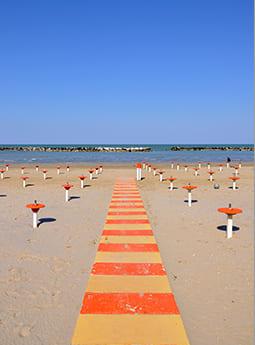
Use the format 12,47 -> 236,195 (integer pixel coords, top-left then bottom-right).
135,163 -> 243,239
0,165 -> 103,230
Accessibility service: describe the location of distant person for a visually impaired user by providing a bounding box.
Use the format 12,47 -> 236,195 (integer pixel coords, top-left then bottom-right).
227,157 -> 231,163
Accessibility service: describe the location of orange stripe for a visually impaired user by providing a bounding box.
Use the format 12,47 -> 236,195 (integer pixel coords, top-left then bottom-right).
98,243 -> 159,252
113,192 -> 140,195
112,196 -> 141,199
80,293 -> 179,314
108,211 -> 147,215
111,200 -> 143,203
102,230 -> 153,236
92,262 -> 166,275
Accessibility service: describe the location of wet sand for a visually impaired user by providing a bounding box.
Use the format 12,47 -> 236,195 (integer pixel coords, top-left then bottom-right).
0,163 -> 253,345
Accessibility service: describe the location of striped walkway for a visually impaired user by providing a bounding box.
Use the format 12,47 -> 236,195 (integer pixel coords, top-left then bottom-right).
72,178 -> 190,345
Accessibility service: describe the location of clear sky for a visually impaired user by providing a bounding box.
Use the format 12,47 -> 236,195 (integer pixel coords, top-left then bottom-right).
0,0 -> 253,144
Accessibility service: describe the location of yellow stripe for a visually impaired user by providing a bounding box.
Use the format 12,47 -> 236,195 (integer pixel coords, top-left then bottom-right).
72,314 -> 190,345
104,223 -> 151,230
86,275 -> 171,293
100,235 -> 156,244
95,251 -> 163,263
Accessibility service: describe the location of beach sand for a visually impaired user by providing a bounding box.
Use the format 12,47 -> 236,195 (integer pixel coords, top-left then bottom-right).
0,163 -> 253,345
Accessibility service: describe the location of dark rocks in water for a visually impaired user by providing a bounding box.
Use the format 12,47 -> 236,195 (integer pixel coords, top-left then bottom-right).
0,146 -> 152,153
169,146 -> 253,152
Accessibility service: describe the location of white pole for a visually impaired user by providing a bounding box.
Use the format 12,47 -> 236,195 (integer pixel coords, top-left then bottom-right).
142,163 -> 145,169
227,215 -> 233,239
43,173 -> 46,180
0,172 -> 3,179
89,173 -> 93,180
81,180 -> 84,189
170,182 -> 173,191
177,164 -> 179,171
184,167 -> 188,172
233,181 -> 236,190
57,168 -> 60,175
235,169 -> 238,176
239,163 -> 242,169
195,170 -> 198,176
136,168 -> 141,181
65,190 -> 69,202
219,166 -> 223,172
198,163 -> 201,169
23,180 -> 26,188
208,164 -> 210,170
100,166 -> 103,173
33,212 -> 37,229
153,169 -> 156,176
188,191 -> 192,207
67,167 -> 70,172
21,169 -> 24,175
209,175 -> 213,182
148,166 -> 151,173
159,173 -> 163,182
36,166 -> 39,172
227,163 -> 229,168
171,163 -> 174,169
6,166 -> 8,172
96,169 -> 98,175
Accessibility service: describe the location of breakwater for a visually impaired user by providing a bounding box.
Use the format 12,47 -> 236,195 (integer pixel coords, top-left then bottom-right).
0,146 -> 151,152
169,146 -> 253,151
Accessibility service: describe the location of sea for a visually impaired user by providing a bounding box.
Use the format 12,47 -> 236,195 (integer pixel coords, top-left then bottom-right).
0,144 -> 253,164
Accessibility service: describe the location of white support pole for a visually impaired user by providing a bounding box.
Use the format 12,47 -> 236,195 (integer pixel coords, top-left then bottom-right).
233,181 -> 236,190
195,170 -> 198,176
0,172 -> 3,179
227,163 -> 230,168
153,169 -> 156,176
81,180 -> 84,189
36,166 -> 39,172
188,191 -> 192,207
148,166 -> 151,173
57,168 -> 60,175
209,175 -> 213,182
21,169 -> 24,175
23,180 -> 26,188
238,163 -> 242,169
207,164 -> 211,170
67,167 -> 70,172
171,163 -> 174,169
170,182 -> 173,191
235,169 -> 238,176
89,173 -> 93,180
142,163 -> 145,169
65,190 -> 69,202
6,166 -> 8,172
96,169 -> 99,175
99,166 -> 103,173
33,212 -> 37,229
219,166 -> 223,172
159,173 -> 163,182
43,173 -> 46,180
227,215 -> 233,239
184,167 -> 188,172
198,163 -> 201,169
136,168 -> 141,181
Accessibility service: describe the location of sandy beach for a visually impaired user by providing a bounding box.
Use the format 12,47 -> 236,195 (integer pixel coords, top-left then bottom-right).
0,163 -> 253,345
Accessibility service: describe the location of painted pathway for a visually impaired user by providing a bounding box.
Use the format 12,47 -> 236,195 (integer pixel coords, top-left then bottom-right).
72,178 -> 190,345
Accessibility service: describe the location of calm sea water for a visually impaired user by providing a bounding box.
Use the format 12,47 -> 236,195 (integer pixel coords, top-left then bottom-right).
0,144 -> 253,164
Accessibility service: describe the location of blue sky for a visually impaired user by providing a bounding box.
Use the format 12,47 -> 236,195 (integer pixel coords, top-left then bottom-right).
0,0 -> 253,144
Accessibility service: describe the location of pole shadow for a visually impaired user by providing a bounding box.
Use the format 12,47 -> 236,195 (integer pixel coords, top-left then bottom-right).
168,187 -> 178,190
69,196 -> 80,201
184,199 -> 198,203
217,225 -> 240,232
0,194 -> 7,197
26,183 -> 34,187
38,217 -> 56,227
228,186 -> 239,190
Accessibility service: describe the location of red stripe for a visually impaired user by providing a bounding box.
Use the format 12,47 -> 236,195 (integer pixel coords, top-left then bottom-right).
112,196 -> 141,199
98,243 -> 159,252
108,211 -> 146,215
80,292 -> 179,314
111,200 -> 143,203
109,205 -> 144,209
92,262 -> 165,275
106,219 -> 149,224
102,229 -> 153,236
